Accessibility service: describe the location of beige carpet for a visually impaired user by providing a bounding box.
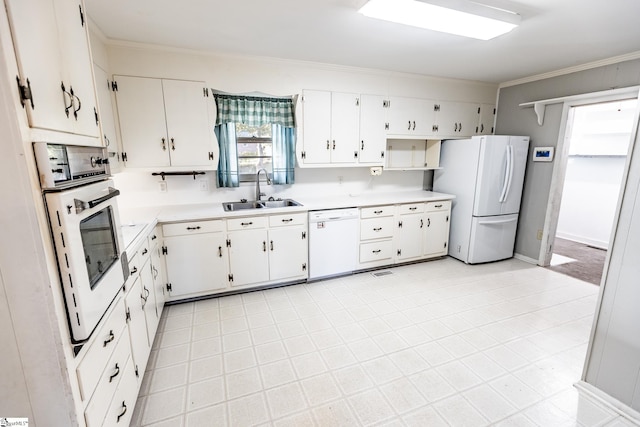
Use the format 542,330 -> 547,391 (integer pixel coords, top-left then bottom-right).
546,238 -> 606,286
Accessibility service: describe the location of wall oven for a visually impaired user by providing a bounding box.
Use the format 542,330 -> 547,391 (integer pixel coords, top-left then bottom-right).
34,143 -> 127,344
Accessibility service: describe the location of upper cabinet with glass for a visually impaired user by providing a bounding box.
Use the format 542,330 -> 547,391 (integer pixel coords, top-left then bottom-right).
113,76 -> 217,169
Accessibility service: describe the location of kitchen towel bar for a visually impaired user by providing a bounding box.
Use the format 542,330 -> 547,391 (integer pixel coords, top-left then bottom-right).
151,171 -> 206,180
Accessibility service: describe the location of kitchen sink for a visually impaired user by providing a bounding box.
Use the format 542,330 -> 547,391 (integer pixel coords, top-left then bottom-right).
222,198 -> 302,212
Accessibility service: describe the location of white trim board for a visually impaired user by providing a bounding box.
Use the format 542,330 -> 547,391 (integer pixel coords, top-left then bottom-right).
574,381 -> 640,424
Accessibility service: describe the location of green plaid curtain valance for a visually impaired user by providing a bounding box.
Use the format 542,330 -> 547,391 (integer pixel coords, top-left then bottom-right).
214,94 -> 295,128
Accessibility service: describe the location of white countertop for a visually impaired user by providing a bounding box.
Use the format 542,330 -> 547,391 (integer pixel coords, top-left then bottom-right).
119,190 -> 455,253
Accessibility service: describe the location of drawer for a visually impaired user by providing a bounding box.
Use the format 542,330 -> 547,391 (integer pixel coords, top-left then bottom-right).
426,200 -> 451,212
360,216 -> 395,240
359,240 -> 394,263
269,212 -> 307,227
83,333 -> 131,426
227,216 -> 268,231
76,297 -> 127,402
361,205 -> 394,219
398,203 -> 425,215
87,356 -> 138,427
163,220 -> 224,237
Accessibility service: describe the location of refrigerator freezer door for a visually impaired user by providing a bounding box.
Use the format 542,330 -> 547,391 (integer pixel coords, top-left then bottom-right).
467,213 -> 519,264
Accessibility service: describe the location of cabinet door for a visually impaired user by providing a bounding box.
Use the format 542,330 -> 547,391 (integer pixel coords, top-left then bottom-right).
162,79 -> 213,167
164,232 -> 229,298
434,101 -> 479,137
114,76 -> 169,168
54,0 -> 99,137
359,94 -> 386,164
269,226 -> 308,281
139,258 -> 158,347
302,90 -> 332,164
424,210 -> 450,257
330,92 -> 360,163
386,97 -> 434,136
6,0 -> 95,136
228,229 -> 270,287
124,276 -> 150,380
93,64 -> 122,172
396,214 -> 424,261
150,238 -> 167,319
478,104 -> 496,135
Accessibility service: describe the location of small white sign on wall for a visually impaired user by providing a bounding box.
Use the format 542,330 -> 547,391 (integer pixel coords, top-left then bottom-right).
532,146 -> 554,162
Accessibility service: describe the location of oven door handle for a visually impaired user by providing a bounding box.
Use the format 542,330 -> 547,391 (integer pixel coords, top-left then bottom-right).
74,187 -> 120,213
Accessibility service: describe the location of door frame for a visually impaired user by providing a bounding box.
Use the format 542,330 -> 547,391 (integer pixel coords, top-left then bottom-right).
538,88 -> 640,266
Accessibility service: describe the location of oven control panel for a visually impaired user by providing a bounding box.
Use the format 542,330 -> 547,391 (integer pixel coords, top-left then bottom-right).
34,143 -> 110,190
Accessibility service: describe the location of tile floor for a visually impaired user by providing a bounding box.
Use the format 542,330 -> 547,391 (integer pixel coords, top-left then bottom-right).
130,258 -> 636,426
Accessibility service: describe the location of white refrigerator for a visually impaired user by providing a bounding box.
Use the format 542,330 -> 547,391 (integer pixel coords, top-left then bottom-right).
433,135 -> 530,264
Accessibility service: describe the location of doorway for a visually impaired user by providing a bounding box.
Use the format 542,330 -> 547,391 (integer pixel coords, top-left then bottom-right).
542,98 -> 638,285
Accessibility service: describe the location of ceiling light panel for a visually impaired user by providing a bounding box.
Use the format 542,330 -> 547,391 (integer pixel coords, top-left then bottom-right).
358,0 -> 521,40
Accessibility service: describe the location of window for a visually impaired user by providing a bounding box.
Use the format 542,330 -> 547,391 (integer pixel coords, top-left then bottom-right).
236,123 -> 273,182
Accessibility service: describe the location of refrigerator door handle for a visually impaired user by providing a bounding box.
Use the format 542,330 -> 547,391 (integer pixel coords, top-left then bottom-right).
477,217 -> 518,225
499,145 -> 512,203
504,144 -> 515,203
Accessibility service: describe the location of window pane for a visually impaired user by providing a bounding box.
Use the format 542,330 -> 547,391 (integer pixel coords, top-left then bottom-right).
237,142 -> 273,157
239,158 -> 273,176
236,123 -> 272,138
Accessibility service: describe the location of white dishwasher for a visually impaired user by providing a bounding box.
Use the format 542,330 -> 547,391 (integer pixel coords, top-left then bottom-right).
308,208 -> 359,280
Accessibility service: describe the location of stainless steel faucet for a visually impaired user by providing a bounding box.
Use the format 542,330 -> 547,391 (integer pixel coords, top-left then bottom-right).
255,168 -> 272,201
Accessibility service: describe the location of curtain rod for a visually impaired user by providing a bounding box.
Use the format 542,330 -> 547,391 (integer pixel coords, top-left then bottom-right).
214,94 -> 293,103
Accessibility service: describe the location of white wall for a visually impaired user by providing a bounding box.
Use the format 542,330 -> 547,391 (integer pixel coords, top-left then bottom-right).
103,42 -> 498,212
556,156 -> 626,248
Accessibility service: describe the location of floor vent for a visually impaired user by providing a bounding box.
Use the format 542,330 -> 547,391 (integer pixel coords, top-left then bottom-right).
371,271 -> 393,277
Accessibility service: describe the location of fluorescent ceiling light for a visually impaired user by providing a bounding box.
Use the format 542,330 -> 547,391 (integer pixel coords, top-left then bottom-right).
358,0 -> 521,40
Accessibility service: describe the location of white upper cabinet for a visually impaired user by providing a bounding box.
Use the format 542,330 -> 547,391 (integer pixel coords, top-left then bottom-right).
432,101 -> 480,137
358,94 -> 386,165
386,96 -> 435,137
92,64 -> 122,172
478,104 -> 496,135
301,90 -> 360,165
7,0 -> 100,139
114,76 -> 216,169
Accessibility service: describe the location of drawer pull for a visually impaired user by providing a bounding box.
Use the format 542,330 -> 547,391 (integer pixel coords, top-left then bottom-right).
409,207 -> 417,211
103,330 -> 115,347
373,227 -> 382,232
117,401 -> 127,423
151,235 -> 157,240
263,241 -> 266,252
241,222 -> 253,226
109,363 -> 120,383
130,266 -> 138,274
420,219 -> 424,228
372,249 -> 381,254
281,218 -> 293,223
186,226 -> 201,230
142,248 -> 148,255
270,240 -> 274,251
434,204 -> 443,208
218,246 -> 222,257
374,210 -> 383,214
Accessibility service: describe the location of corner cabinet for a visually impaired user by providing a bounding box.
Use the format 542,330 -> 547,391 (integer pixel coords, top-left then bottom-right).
113,76 -> 216,168
92,63 -> 122,172
7,0 -> 100,139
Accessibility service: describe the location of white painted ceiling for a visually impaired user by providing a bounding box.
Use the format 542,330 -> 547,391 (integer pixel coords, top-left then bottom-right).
85,0 -> 640,84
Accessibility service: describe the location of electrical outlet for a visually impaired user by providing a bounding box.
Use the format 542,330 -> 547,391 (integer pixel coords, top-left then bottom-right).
537,229 -> 543,240
370,166 -> 382,176
198,177 -> 209,192
159,181 -> 167,192
338,176 -> 343,185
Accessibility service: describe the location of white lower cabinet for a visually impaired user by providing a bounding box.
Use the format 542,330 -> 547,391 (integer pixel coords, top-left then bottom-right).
395,203 -> 426,261
124,275 -> 150,382
228,226 -> 270,287
359,206 -> 395,268
163,220 -> 229,300
149,227 -> 167,319
423,202 -> 451,258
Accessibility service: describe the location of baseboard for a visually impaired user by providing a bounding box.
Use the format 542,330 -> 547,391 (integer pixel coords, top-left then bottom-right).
574,381 -> 640,424
514,253 -> 539,265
